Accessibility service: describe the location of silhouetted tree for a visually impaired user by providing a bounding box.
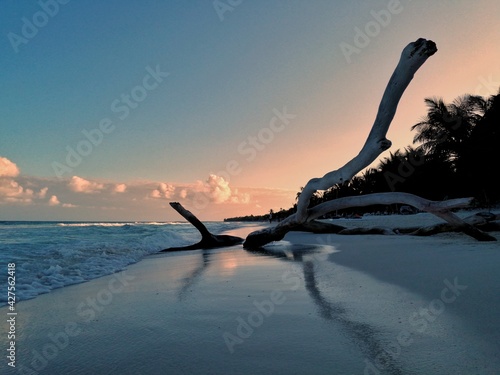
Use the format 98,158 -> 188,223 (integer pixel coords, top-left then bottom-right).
460,91 -> 500,203
411,95 -> 486,171
232,88 -> 500,222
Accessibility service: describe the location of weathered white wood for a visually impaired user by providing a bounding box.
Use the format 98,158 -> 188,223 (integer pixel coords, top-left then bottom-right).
244,39 -> 441,248
295,38 -> 438,222
305,194 -> 496,241
305,193 -> 471,220
243,193 -> 492,247
163,39 -> 495,249
244,39 -> 496,245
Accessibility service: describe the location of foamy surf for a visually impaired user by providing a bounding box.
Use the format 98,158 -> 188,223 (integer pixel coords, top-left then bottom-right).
0,221 -> 245,304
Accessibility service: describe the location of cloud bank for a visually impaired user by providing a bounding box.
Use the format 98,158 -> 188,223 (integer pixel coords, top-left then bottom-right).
69,176 -> 105,194
0,157 -> 49,204
149,174 -> 250,205
0,156 -> 295,220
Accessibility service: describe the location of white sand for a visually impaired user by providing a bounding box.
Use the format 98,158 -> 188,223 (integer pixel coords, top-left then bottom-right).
2,213 -> 499,374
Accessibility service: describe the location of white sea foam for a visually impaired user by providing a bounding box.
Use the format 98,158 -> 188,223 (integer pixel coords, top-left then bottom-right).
56,221 -> 185,227
0,221 -> 244,304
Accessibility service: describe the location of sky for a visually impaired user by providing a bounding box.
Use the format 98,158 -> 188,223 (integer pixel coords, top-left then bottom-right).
1,0 -> 499,221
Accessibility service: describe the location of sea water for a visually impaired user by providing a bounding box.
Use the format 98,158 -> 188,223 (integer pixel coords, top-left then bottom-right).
0,221 -> 243,305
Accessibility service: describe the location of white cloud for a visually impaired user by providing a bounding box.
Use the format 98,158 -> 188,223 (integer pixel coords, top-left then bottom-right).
198,174 -> 250,205
149,174 -> 250,205
203,174 -> 232,203
0,157 -> 47,204
48,195 -> 60,206
113,183 -> 127,193
150,182 -> 176,199
179,189 -> 187,199
37,187 -> 48,199
69,176 -> 104,194
0,179 -> 25,199
0,157 -> 20,178
229,189 -> 250,204
0,168 -> 296,220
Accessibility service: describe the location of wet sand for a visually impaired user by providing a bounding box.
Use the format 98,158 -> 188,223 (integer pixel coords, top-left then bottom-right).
2,214 -> 499,374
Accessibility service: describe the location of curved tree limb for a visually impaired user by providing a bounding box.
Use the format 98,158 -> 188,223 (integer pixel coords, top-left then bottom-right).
244,193 -> 495,247
160,198 -> 496,253
160,202 -> 243,252
303,195 -> 497,241
160,39 -> 496,252
295,38 -> 438,222
244,38 -> 439,248
293,211 -> 499,240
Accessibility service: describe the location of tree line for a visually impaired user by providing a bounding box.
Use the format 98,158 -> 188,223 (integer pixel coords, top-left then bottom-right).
225,89 -> 500,221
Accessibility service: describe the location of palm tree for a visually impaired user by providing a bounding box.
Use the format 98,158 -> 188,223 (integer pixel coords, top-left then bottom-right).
295,187 -> 303,202
411,95 -> 486,169
459,91 -> 500,202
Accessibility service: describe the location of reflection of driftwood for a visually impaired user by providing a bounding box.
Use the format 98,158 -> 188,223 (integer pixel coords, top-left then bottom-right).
249,245 -> 403,372
160,202 -> 243,252
177,251 -> 211,300
294,221 -> 346,233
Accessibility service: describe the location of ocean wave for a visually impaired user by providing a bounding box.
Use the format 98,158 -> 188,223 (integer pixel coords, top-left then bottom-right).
0,222 -> 209,305
56,221 -> 185,227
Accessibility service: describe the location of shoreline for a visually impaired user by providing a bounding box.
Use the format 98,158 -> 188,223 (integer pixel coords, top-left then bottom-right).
2,215 -> 499,374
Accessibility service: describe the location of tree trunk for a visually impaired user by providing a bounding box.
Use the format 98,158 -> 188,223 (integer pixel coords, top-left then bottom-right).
243,39 -> 495,247
161,39 -> 497,252
160,202 -> 243,252
244,193 -> 496,247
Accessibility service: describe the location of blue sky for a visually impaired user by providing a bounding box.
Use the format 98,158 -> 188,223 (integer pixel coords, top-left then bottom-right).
1,0 -> 499,221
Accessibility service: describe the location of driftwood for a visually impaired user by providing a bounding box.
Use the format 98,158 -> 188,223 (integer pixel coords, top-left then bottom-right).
160,202 -> 243,252
162,200 -> 497,253
295,39 -> 437,223
292,211 -> 500,240
398,212 -> 500,238
162,203 -> 498,252
244,193 -> 497,247
160,39 -> 497,252
242,38 -> 497,247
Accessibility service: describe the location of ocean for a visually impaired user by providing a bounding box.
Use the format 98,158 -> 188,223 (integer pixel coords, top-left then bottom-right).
0,220 -> 246,306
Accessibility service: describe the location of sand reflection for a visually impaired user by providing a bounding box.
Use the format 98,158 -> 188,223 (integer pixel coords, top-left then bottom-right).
247,243 -> 405,374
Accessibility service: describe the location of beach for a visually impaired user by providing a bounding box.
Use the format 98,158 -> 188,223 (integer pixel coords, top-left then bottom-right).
2,213 -> 500,375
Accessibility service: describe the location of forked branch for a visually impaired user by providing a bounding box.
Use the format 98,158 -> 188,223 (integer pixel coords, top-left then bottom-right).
242,38 -> 491,248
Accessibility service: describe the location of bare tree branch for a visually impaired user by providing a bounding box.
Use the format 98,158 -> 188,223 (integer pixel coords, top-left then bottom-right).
294,39 -> 438,222
242,39 -> 495,248
161,202 -> 243,252
244,193 -> 496,248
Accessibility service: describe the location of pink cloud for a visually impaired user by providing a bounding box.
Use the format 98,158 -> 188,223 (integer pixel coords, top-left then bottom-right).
0,157 -> 20,178
69,176 -> 104,194
37,187 -> 48,199
150,182 -> 176,199
48,195 -> 60,206
0,156 -> 47,204
149,174 -> 251,205
113,183 -> 127,193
